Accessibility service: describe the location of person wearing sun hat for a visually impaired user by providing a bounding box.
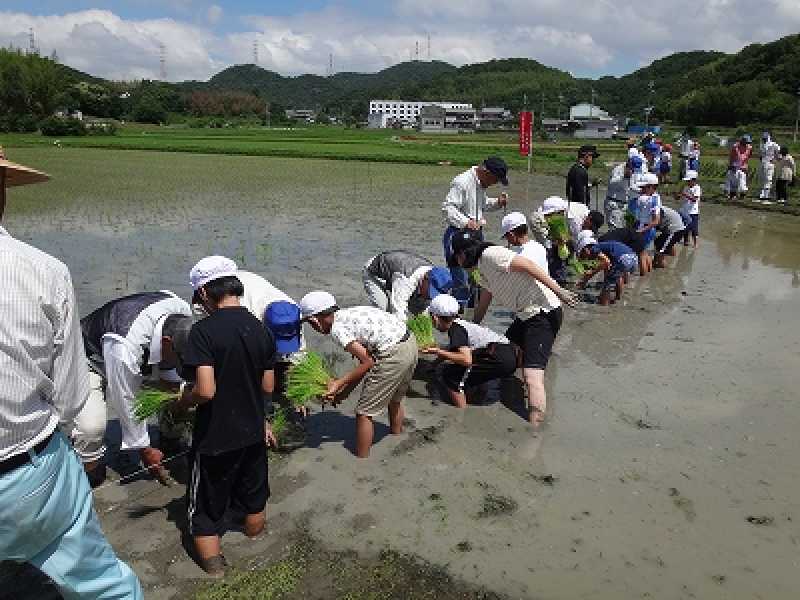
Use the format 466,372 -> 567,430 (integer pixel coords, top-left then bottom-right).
362,250 -> 453,322
423,294 -> 517,409
299,290 -> 417,458
632,172 -> 662,250
170,255 -> 278,576
0,147 -> 144,597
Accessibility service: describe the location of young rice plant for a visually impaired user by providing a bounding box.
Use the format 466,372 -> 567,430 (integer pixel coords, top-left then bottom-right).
133,388 -> 178,421
408,313 -> 436,349
285,351 -> 334,406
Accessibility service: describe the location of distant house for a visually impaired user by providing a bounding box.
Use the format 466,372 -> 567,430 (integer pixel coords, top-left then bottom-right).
570,103 -> 611,120
573,119 -> 617,139
370,99 -> 475,129
419,105 -> 445,133
475,107 -> 513,130
285,109 -> 315,121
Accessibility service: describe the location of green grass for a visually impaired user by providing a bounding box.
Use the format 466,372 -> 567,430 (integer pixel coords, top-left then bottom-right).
196,560 -> 303,600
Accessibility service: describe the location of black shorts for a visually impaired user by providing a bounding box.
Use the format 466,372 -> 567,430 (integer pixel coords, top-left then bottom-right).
655,229 -> 684,255
505,308 -> 563,370
441,343 -> 517,391
188,441 -> 270,536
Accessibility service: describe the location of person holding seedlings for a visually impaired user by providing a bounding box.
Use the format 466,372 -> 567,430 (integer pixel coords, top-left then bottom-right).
442,157 -> 509,304
299,291 -> 417,458
450,231 -> 578,426
574,231 -> 638,305
566,145 -> 599,207
775,146 -> 795,205
653,205 -> 687,268
423,294 -> 516,408
362,250 -> 453,321
172,256 -> 277,576
0,148 -> 144,598
676,170 -> 702,247
599,226 -> 651,275
77,290 -> 193,486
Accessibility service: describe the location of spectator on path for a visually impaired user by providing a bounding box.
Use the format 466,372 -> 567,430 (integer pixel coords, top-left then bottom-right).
441,157 -> 509,304
566,145 -> 598,207
758,132 -> 781,202
775,147 -> 796,205
729,135 -> 753,201
362,250 -> 453,321
678,134 -> 694,180
0,148 -> 143,598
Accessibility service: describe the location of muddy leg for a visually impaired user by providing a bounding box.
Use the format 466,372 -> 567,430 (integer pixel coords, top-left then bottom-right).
523,368 -> 546,427
616,277 -> 623,300
448,388 -> 468,408
244,511 -> 265,538
355,414 -> 374,458
598,290 -> 611,306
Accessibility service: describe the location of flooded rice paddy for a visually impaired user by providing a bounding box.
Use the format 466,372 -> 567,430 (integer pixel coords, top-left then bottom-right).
2,148 -> 800,599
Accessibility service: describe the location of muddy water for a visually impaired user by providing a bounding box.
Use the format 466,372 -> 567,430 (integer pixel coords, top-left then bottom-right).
3,148 -> 800,599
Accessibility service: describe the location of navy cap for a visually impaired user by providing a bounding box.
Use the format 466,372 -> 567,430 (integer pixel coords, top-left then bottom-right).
264,301 -> 301,354
483,156 -> 509,186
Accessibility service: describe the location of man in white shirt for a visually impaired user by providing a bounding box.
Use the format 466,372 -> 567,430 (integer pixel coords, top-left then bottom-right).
362,250 -> 453,322
442,157 -> 509,304
78,291 -> 192,485
0,149 -> 143,598
758,132 -> 781,201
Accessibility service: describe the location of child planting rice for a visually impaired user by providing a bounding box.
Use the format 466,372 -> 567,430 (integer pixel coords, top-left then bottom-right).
574,231 -> 638,306
299,291 -> 417,458
423,294 -> 516,408
285,351 -> 334,406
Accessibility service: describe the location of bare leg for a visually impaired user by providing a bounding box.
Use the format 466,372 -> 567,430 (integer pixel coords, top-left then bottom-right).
140,446 -> 171,485
654,254 -> 666,268
355,414 -> 374,458
448,388 -> 468,408
193,535 -> 222,571
639,253 -> 647,276
615,277 -> 623,300
623,272 -> 630,285
523,368 -> 547,427
388,401 -> 404,434
598,290 -> 611,306
244,511 -> 265,538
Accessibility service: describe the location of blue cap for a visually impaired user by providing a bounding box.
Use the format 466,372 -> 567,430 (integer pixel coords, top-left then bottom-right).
629,156 -> 643,169
427,267 -> 454,299
645,143 -> 660,154
264,301 -> 301,354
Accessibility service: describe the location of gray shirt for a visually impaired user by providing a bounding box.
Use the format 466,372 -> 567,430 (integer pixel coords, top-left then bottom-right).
0,226 -> 89,460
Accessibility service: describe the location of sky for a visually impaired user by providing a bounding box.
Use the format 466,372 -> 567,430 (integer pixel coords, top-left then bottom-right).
1,1 -> 798,82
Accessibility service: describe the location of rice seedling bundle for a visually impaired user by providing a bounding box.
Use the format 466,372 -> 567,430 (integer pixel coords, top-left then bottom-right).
408,313 -> 436,349
133,388 -> 178,421
568,257 -> 599,277
547,214 -> 570,243
285,351 -> 333,406
270,406 -> 289,439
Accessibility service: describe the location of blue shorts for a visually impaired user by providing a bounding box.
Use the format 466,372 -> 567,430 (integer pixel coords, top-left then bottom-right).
640,227 -> 657,248
660,164 -> 671,174
604,253 -> 638,290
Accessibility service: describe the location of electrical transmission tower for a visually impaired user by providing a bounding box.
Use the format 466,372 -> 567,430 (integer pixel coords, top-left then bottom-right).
159,43 -> 167,80
253,39 -> 259,65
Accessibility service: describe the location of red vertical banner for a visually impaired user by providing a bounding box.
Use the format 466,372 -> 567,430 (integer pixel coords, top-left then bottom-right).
519,111 -> 532,156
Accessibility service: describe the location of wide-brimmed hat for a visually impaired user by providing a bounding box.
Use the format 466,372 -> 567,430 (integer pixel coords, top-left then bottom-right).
0,147 -> 50,187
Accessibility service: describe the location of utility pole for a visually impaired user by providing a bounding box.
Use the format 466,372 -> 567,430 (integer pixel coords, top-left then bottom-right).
558,94 -> 564,120
795,87 -> 800,142
159,42 -> 166,81
590,88 -> 595,118
540,91 -> 545,123
253,39 -> 258,65
265,102 -> 270,128
647,80 -> 655,130
415,40 -> 419,61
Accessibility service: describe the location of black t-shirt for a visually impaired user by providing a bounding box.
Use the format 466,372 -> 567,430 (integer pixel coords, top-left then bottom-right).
181,307 -> 275,455
447,322 -> 470,352
566,163 -> 589,205
599,227 -> 646,254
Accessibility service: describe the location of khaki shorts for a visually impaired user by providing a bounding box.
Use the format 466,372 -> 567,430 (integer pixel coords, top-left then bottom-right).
357,336 -> 418,417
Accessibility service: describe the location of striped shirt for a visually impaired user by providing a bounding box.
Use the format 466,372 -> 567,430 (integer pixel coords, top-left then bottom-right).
477,246 -> 559,319
0,226 -> 89,460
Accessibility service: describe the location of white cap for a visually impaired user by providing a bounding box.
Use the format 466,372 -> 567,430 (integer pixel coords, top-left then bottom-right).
575,230 -> 597,254
189,255 -> 238,290
627,147 -> 639,159
683,170 -> 698,181
538,196 -> 568,215
501,211 -> 527,236
299,290 -> 337,318
429,294 -> 460,317
634,173 -> 659,189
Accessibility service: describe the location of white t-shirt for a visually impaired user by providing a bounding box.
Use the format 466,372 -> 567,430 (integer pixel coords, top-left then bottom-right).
512,240 -> 561,309
607,163 -> 629,202
637,193 -> 661,226
237,270 -> 295,322
452,319 -> 509,349
681,184 -> 702,215
331,306 -> 407,355
477,246 -> 560,319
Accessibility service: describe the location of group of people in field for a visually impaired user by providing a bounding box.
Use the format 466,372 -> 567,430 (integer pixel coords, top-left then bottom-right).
723,132 -> 796,203
0,128 -> 739,593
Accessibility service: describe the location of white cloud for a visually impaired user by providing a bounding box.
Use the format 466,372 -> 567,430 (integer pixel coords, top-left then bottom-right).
1,1 -> 799,81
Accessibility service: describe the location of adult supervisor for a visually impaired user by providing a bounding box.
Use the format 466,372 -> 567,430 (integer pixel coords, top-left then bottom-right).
79,290 -> 193,485
362,250 -> 453,322
442,157 -> 509,303
0,148 -> 143,598
566,145 -> 599,207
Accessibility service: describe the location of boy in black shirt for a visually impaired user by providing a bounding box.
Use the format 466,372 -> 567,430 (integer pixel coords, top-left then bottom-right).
173,256 -> 277,576
422,294 -> 516,408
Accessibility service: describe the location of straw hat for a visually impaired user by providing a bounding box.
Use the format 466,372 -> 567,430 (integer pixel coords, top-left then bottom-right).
0,146 -> 50,187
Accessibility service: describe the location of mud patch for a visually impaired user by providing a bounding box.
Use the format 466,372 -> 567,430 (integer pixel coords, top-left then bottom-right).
669,488 -> 697,522
392,422 -> 446,455
350,513 -> 378,533
746,515 -> 774,526
528,473 -> 558,486
268,471 -> 311,504
477,494 -> 519,519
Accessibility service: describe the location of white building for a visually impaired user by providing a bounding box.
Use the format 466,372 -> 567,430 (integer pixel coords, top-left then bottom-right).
570,103 -> 611,121
368,99 -> 474,128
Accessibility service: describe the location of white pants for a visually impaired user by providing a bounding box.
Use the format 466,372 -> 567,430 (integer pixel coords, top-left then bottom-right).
66,370 -> 108,463
759,161 -> 775,199
726,169 -> 747,195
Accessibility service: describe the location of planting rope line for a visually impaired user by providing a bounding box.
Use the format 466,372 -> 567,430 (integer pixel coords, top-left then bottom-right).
92,448 -> 191,496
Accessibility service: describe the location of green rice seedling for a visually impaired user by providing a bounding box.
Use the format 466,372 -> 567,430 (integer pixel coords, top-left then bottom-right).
270,406 -> 289,439
133,388 -> 178,421
546,214 -> 570,243
568,257 -> 599,277
469,269 -> 481,286
285,351 -> 333,406
407,313 -> 436,349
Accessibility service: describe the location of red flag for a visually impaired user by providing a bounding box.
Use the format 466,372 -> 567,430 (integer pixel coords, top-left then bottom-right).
519,111 -> 532,157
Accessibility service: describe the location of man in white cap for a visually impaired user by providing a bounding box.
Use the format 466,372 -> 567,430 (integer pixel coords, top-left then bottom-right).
758,132 -> 781,202
299,291 -> 417,458
77,291 -> 193,485
423,294 -> 516,408
0,147 -> 143,597
172,256 -> 277,576
362,250 -> 454,321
